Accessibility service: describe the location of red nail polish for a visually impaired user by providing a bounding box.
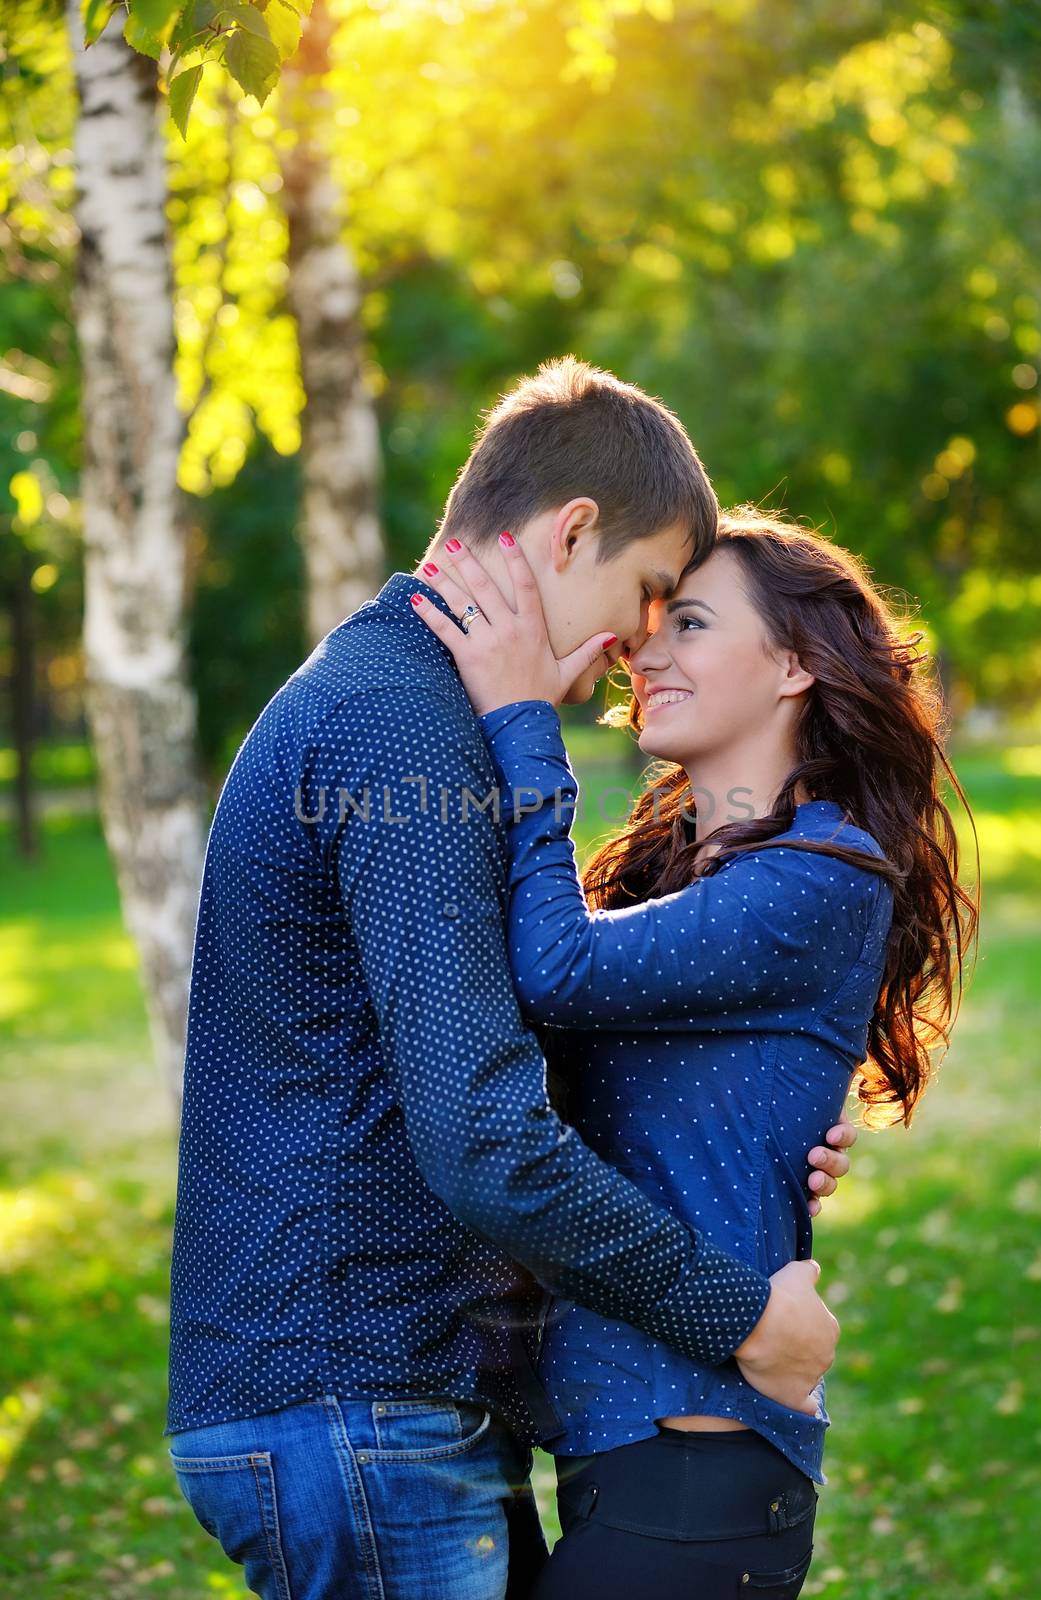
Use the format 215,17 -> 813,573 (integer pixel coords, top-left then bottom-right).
603,634 -> 618,648
410,594 -> 423,606
499,530 -> 515,547
445,538 -> 462,553
422,562 -> 439,576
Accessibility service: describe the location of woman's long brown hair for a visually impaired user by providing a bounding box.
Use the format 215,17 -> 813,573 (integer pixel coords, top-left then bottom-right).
582,506 -> 979,1129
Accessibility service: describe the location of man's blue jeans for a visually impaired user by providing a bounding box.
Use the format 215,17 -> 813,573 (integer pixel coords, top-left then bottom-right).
168,1392 -> 550,1599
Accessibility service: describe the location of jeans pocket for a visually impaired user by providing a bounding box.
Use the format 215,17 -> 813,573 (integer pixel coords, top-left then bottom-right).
170,1448 -> 292,1600
369,1396 -> 492,1460
741,1544 -> 813,1597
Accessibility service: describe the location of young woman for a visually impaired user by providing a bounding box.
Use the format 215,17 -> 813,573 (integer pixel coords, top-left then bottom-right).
413,506 -> 977,1599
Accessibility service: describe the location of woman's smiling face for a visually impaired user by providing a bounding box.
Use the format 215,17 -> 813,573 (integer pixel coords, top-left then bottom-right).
627,545 -> 811,770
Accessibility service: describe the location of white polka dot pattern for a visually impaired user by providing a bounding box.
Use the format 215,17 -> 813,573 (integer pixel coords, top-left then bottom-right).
165,573 -> 773,1448
476,697 -> 894,1483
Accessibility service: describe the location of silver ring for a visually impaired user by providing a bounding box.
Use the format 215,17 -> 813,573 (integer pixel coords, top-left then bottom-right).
458,603 -> 484,635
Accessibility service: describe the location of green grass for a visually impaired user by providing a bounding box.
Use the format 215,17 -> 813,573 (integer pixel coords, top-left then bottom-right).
0,747 -> 1038,1598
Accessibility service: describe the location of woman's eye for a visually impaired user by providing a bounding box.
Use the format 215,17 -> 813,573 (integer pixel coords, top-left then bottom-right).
676,615 -> 705,632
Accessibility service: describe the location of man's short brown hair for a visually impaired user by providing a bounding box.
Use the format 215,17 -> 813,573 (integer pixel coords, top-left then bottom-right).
438,355 -> 717,565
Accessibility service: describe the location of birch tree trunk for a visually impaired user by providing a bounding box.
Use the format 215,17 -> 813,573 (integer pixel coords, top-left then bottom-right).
279,0 -> 385,646
67,4 -> 207,1108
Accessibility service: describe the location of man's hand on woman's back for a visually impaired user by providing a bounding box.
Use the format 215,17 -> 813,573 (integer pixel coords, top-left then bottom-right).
732,1259 -> 838,1415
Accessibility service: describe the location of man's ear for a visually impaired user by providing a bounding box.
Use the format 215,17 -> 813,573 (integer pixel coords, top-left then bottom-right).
554,497 -> 601,563
778,650 -> 815,700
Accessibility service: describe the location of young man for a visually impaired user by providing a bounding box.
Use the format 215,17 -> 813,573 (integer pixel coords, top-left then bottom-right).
164,356 -> 855,1600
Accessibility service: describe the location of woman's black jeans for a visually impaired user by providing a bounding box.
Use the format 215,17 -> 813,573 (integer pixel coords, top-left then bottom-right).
532,1426 -> 818,1600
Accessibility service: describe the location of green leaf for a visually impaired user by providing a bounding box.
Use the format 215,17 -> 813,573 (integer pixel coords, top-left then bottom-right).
224,27 -> 281,105
220,1 -> 273,41
264,0 -> 301,60
168,64 -> 204,138
169,0 -> 222,52
167,38 -> 210,79
131,0 -> 184,35
82,0 -> 115,46
123,9 -> 164,59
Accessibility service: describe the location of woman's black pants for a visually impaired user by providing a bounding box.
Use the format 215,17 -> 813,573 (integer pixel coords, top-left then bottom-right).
531,1426 -> 818,1600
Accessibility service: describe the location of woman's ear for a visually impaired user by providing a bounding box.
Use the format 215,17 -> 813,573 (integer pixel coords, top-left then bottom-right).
778,650 -> 816,700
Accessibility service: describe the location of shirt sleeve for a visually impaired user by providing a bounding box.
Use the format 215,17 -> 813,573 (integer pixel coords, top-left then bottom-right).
311,686 -> 770,1365
476,697 -> 884,1032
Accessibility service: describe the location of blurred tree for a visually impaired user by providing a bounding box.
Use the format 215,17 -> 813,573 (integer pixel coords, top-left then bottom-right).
280,0 -> 384,644
0,0 -> 83,849
7,0 -> 1041,820
65,0 -> 206,1103
188,436 -> 304,780
533,0 -> 1041,708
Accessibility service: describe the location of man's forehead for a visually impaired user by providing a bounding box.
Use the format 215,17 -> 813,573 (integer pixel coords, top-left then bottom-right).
648,522 -> 697,594
648,564 -> 683,598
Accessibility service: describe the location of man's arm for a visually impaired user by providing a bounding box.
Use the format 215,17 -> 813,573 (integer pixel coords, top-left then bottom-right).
313,685 -> 835,1408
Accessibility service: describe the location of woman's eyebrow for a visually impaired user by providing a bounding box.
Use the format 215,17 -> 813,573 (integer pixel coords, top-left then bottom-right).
665,596 -> 717,616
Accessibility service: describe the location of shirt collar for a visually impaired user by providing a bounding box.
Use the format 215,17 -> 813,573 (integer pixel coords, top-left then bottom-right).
369,569 -> 468,696
795,799 -> 844,817
373,568 -> 458,623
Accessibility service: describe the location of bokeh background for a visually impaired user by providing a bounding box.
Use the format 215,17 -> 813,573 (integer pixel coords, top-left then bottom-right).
1,1 -> 1039,1595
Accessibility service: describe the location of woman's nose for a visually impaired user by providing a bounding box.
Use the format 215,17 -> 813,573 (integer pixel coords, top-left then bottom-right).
629,630 -> 668,673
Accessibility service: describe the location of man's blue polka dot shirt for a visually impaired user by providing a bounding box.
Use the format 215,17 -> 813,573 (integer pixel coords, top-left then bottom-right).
165,571 -> 773,1448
